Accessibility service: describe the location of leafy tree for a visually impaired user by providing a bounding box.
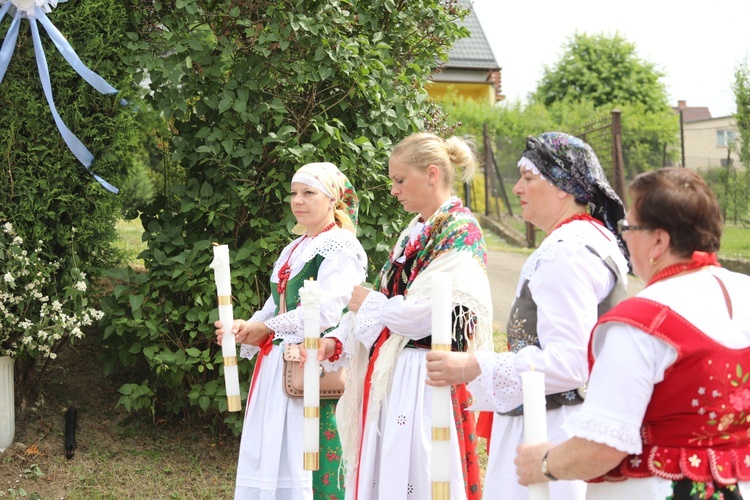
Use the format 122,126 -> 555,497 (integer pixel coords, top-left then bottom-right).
0,0 -> 140,407
727,61 -> 750,223
0,0 -> 139,270
534,32 -> 669,113
102,0 -> 469,434
439,95 -> 555,214
120,163 -> 156,214
734,61 -> 750,171
532,32 -> 678,177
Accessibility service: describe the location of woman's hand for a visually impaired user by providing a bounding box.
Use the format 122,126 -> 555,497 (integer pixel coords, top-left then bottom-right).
214,319 -> 246,346
514,443 -> 552,485
214,319 -> 271,346
299,338 -> 337,363
425,351 -> 481,386
348,285 -> 371,313
318,337 -> 337,361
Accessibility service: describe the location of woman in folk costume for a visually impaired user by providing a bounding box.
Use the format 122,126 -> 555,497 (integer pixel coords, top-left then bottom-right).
322,132 -> 493,500
215,162 -> 367,500
426,132 -> 630,499
516,168 -> 750,500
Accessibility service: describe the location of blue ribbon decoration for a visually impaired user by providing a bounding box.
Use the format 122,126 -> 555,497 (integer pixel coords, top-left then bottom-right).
0,3 -> 19,79
0,1 -> 119,193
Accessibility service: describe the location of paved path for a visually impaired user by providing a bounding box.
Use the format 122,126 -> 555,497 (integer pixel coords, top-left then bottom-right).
486,250 -> 644,330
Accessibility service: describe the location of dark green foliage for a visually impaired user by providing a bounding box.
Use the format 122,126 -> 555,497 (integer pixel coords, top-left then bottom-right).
120,162 -> 156,214
534,32 -> 669,113
0,0 -> 140,272
735,62 -> 750,170
716,61 -> 750,225
530,32 -> 679,176
102,0 -> 468,434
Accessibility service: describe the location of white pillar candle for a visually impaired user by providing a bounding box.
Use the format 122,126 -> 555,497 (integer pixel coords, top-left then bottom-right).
522,369 -> 550,500
209,244 -> 241,412
431,272 -> 452,500
299,279 -> 321,470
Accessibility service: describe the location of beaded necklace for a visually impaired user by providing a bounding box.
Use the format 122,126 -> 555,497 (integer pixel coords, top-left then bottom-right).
551,213 -> 601,233
646,251 -> 720,287
276,220 -> 336,295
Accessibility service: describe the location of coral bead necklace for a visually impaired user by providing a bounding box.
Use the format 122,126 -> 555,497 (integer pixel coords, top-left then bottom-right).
277,220 -> 336,295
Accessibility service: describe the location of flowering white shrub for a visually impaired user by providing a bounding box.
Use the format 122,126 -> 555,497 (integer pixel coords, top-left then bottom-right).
0,222 -> 104,359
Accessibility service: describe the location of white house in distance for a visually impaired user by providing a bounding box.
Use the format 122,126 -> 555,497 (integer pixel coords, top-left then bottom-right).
674,100 -> 740,170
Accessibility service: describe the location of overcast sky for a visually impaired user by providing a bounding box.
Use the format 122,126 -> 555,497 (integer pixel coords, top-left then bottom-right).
470,0 -> 750,117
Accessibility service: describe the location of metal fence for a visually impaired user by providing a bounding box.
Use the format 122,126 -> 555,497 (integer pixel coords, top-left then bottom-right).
678,120 -> 750,260
473,112 -> 750,264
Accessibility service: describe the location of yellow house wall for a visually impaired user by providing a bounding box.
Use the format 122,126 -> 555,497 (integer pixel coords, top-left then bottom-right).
427,82 -> 495,107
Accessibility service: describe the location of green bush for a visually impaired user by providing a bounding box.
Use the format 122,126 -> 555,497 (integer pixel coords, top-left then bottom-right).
0,0 -> 140,272
120,162 -> 156,214
101,0 -> 469,434
0,0 -> 141,407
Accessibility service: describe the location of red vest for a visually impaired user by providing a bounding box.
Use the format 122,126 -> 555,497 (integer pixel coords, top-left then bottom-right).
588,297 -> 750,486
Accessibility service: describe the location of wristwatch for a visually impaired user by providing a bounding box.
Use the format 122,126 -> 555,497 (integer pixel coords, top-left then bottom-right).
541,449 -> 559,481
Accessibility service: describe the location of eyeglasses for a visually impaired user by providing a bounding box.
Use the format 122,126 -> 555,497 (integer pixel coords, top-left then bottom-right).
617,219 -> 649,232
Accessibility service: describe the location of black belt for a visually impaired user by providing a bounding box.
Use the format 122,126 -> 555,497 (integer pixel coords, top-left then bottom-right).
499,387 -> 586,416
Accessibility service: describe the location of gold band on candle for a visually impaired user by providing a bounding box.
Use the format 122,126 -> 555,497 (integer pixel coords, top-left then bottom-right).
304,407 -> 320,418
227,395 -> 242,412
432,427 -> 450,441
217,295 -> 232,306
432,343 -> 451,352
223,356 -> 238,367
304,452 -> 319,470
304,337 -> 320,350
432,482 -> 450,500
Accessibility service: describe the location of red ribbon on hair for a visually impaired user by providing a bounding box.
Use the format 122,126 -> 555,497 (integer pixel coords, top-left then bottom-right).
647,251 -> 720,286
691,251 -> 719,266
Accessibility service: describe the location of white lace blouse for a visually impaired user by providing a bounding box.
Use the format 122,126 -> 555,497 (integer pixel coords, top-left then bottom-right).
564,266 -> 750,454
239,227 -> 367,360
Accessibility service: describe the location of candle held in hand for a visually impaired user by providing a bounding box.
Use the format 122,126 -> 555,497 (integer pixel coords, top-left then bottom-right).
431,272 -> 452,499
522,369 -> 550,500
210,244 -> 242,412
300,279 -> 321,470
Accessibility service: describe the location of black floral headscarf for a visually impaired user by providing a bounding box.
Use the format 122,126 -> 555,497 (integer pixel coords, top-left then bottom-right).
520,132 -> 628,259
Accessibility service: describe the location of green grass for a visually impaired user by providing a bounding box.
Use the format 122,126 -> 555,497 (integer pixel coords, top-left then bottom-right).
720,225 -> 750,259
113,219 -> 147,268
1,336 -> 239,499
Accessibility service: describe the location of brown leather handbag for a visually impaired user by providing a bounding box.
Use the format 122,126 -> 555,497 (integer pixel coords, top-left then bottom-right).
282,343 -> 346,400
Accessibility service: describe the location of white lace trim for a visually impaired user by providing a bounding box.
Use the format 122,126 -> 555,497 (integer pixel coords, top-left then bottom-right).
266,313 -> 304,346
271,228 -> 366,281
354,291 -> 389,348
291,173 -> 334,199
564,409 -> 643,455
239,343 -> 259,360
518,219 -> 627,286
238,309 -> 275,360
321,312 -> 355,371
518,156 -> 545,179
469,350 -> 523,412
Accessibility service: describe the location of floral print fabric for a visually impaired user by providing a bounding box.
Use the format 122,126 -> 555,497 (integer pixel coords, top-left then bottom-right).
520,132 -> 626,252
591,298 -> 750,491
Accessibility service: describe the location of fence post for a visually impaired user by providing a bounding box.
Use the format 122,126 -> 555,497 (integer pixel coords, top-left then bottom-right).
610,109 -> 628,208
679,108 -> 686,167
525,222 -> 535,248
483,123 -> 491,216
